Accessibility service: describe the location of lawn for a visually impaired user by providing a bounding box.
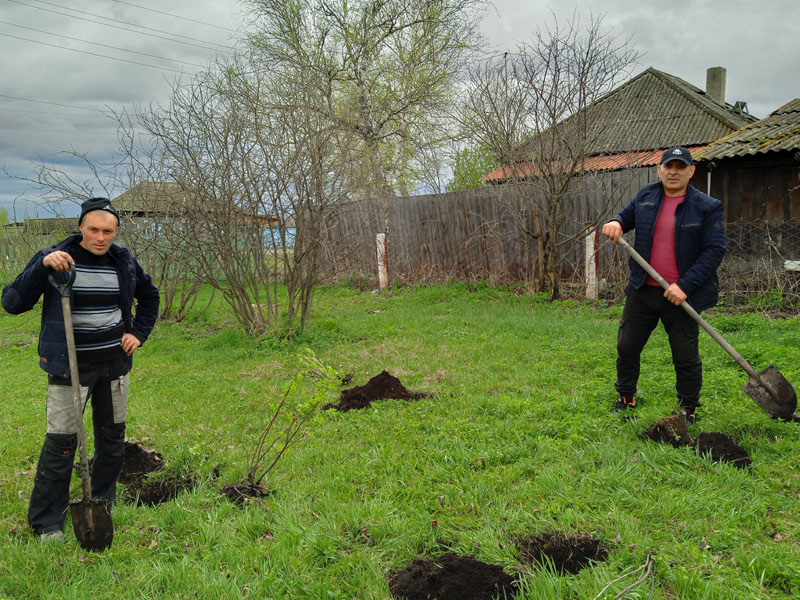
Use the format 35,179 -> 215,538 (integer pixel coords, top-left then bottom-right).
1,282 -> 799,599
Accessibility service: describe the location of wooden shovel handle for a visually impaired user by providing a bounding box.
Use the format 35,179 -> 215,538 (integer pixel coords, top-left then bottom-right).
50,265 -> 93,503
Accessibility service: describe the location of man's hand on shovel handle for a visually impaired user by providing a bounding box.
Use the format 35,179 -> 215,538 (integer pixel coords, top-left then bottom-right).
43,251 -> 74,272
602,221 -> 623,243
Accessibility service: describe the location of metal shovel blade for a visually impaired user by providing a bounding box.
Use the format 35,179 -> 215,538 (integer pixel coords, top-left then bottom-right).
70,499 -> 113,552
743,365 -> 798,420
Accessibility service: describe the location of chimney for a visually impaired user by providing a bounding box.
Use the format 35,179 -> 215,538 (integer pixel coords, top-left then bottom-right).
706,66 -> 726,104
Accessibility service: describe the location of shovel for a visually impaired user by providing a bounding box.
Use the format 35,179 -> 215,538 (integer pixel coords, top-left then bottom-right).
616,237 -> 797,419
49,265 -> 114,551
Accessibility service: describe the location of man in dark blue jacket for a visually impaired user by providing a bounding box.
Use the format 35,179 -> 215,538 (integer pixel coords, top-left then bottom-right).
2,197 -> 159,540
602,147 -> 725,424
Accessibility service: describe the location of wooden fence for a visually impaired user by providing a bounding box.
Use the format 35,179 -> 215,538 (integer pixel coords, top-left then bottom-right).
320,168 -> 658,287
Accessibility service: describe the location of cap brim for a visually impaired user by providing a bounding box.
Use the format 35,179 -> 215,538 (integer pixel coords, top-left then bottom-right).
660,157 -> 692,166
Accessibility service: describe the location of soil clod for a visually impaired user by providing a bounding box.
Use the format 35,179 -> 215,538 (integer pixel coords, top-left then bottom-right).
119,441 -> 163,485
125,476 -> 197,506
388,552 -> 516,600
695,432 -> 751,469
517,532 -> 609,574
642,415 -> 691,447
323,370 -> 430,411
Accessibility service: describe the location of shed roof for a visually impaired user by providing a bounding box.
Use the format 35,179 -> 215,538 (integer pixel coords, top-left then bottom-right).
693,99 -> 800,161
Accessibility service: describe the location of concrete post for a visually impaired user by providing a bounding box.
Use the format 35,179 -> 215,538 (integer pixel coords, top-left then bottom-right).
376,232 -> 388,290
585,228 -> 598,301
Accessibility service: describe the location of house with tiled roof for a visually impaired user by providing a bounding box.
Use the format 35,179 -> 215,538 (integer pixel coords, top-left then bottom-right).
481,66 -> 756,183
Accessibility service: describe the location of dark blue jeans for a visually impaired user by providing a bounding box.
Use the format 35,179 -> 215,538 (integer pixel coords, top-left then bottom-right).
615,285 -> 702,407
28,355 -> 128,536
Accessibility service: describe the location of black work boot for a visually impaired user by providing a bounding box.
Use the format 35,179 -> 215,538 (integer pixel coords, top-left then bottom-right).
679,399 -> 701,425
613,396 -> 636,412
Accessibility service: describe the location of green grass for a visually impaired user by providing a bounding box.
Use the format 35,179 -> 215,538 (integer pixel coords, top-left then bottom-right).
1,283 -> 799,599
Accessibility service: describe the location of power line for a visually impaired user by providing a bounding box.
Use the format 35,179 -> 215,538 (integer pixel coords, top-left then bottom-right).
0,108 -> 111,118
0,32 -> 196,75
113,0 -> 236,33
0,20 -> 205,68
7,0 -> 232,52
0,124 -> 117,135
0,94 -> 110,114
31,0 -> 234,50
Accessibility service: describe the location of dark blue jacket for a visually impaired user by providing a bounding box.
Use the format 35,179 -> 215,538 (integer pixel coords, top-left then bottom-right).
2,235 -> 159,377
612,183 -> 726,312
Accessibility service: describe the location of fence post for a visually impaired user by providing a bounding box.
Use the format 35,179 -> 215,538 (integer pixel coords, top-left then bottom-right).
585,227 -> 598,300
376,232 -> 389,290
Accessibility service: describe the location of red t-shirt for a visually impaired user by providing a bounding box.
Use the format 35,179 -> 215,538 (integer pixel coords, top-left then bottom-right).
646,195 -> 684,286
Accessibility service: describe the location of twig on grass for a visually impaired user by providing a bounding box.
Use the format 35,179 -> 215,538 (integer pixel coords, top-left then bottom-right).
593,552 -> 656,600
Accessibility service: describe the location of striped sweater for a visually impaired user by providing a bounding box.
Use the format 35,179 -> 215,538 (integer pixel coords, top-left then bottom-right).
70,245 -> 124,362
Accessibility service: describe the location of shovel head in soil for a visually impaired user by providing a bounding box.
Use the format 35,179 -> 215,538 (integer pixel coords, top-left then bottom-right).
743,365 -> 798,420
70,499 -> 113,552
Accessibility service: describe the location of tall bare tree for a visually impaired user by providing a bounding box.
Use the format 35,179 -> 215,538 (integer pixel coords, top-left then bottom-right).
457,13 -> 640,298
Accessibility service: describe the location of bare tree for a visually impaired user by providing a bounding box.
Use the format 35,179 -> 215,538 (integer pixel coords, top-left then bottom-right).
134,50 -> 353,333
457,13 -> 640,298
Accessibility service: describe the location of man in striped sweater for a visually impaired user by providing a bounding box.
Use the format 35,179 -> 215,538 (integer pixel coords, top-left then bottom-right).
2,197 -> 159,541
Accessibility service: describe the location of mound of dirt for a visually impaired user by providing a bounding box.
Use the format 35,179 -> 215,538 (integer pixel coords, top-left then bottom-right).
323,370 -> 430,412
642,418 -> 752,469
642,415 -> 691,448
124,476 -> 196,506
388,552 -> 516,600
517,532 -> 609,574
119,441 -> 163,485
695,432 -> 751,469
221,482 -> 272,505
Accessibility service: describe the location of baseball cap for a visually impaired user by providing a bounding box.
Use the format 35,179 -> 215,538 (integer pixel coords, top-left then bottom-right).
660,146 -> 693,166
79,197 -> 120,225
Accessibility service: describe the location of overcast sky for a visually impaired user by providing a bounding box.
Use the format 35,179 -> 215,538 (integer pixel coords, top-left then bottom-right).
2,0 -> 799,221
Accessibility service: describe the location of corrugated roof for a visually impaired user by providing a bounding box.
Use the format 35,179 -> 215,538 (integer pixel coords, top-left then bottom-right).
482,67 -> 756,182
562,68 -> 756,154
693,98 -> 800,161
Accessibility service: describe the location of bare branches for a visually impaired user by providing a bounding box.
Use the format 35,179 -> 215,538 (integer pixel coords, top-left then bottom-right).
456,12 -> 640,297
244,351 -> 339,488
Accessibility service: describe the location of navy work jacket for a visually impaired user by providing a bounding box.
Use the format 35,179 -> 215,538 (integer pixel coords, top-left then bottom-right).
2,235 -> 160,377
611,183 -> 726,312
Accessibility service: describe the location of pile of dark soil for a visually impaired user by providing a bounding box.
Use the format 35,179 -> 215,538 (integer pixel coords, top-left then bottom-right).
643,417 -> 752,469
119,441 -> 163,485
642,415 -> 691,448
125,475 -> 197,507
695,432 -> 752,469
323,370 -> 430,412
221,482 -> 272,505
388,552 -> 516,600
517,532 -> 609,574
